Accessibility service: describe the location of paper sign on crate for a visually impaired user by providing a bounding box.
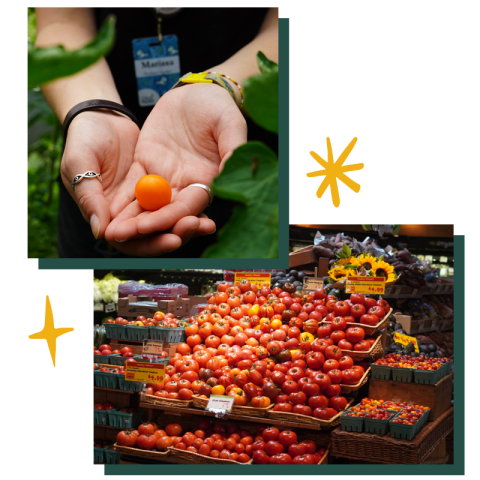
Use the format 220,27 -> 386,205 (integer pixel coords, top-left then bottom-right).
346,276 -> 385,295
142,339 -> 163,355
234,272 -> 271,288
125,361 -> 165,383
205,395 -> 235,414
393,332 -> 419,353
303,277 -> 324,292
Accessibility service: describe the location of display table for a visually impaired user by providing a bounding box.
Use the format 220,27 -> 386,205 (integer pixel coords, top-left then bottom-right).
330,407 -> 453,464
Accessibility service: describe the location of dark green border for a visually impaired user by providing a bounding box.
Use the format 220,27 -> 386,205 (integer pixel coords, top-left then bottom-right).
38,19 -> 289,270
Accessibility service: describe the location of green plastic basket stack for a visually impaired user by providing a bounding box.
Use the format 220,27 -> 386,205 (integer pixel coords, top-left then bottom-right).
363,411 -> 395,435
94,409 -> 111,426
104,448 -> 121,464
340,410 -> 364,432
104,324 -> 126,340
125,325 -> 148,342
371,364 -> 392,380
107,410 -> 143,429
118,375 -> 144,393
94,446 -> 106,463
389,416 -> 417,440
391,366 -> 414,382
440,360 -> 453,376
94,353 -> 117,364
413,368 -> 443,385
94,370 -> 119,389
148,326 -> 186,342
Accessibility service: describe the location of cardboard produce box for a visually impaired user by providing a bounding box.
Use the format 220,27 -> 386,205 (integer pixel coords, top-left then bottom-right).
117,295 -> 190,319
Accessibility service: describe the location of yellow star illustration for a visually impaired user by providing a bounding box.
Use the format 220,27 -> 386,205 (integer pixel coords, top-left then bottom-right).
29,296 -> 74,367
307,137 -> 364,207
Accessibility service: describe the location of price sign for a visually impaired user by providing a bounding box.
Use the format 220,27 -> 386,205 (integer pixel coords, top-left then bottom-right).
105,302 -> 116,313
125,361 -> 165,383
205,395 -> 235,414
303,277 -> 324,292
234,272 -> 271,289
346,276 -> 385,295
142,340 -> 164,355
393,332 -> 419,353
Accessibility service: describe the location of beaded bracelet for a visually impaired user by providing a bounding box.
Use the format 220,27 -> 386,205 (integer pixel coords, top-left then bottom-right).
202,71 -> 244,108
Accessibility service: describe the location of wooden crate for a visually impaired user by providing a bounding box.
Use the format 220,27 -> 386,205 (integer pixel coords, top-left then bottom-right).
368,373 -> 452,421
289,248 -> 330,277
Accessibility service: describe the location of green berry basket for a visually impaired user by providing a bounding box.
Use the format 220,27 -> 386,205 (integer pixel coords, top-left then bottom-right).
440,360 -> 453,376
109,355 -> 128,366
135,355 -> 170,365
104,448 -> 121,464
413,368 -> 443,385
125,325 -> 149,342
391,367 -> 414,382
371,364 -> 392,380
94,446 -> 106,463
94,408 -> 111,426
104,324 -> 126,340
413,408 -> 430,428
340,411 -> 364,432
94,353 -> 117,364
363,413 -> 395,435
107,410 -> 143,429
118,375 -> 144,393
94,370 -> 119,389
148,326 -> 185,343
389,415 -> 417,440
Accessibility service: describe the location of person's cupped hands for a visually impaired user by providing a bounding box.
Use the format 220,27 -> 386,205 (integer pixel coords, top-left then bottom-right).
104,82 -> 247,257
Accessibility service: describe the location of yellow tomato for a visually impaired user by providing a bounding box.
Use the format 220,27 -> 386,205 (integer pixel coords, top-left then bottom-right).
254,325 -> 262,330
270,319 -> 283,330
248,304 -> 260,317
259,317 -> 271,325
300,332 -> 315,343
134,321 -> 144,327
211,385 -> 225,395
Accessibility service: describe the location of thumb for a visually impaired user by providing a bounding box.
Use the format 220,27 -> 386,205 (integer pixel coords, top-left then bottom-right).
215,108 -> 248,172
62,171 -> 111,240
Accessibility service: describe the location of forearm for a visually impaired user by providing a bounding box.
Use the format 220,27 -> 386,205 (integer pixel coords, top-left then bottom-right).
35,8 -> 122,121
209,8 -> 278,105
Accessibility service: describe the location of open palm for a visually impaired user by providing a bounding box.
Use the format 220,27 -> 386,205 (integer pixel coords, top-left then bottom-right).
105,83 -> 247,256
61,110 -> 139,239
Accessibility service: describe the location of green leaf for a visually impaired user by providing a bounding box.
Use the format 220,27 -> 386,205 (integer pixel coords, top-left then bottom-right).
243,53 -> 278,134
28,15 -> 116,90
362,225 -> 372,231
257,51 -> 278,75
342,244 -> 352,256
28,8 -> 36,45
392,225 -> 402,235
201,142 -> 278,258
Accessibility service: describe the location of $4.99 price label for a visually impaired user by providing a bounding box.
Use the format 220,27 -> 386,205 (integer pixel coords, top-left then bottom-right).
234,272 -> 271,289
346,276 -> 385,295
125,361 -> 165,383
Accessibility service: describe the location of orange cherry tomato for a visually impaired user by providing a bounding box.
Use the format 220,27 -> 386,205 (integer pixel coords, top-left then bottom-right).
135,174 -> 172,211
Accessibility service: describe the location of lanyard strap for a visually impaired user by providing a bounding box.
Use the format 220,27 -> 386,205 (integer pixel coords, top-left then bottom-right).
153,8 -> 182,43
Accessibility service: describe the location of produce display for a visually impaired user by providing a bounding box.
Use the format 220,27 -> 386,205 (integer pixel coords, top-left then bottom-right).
105,312 -> 190,328
374,353 -> 451,371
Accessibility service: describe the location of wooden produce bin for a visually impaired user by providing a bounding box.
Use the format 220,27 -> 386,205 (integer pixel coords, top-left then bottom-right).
118,295 -> 190,319
368,373 -> 453,421
289,246 -> 330,277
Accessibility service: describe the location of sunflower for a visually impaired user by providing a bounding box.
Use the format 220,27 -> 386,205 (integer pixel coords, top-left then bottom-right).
333,257 -> 360,268
328,266 -> 349,282
370,260 -> 397,282
356,253 -> 378,271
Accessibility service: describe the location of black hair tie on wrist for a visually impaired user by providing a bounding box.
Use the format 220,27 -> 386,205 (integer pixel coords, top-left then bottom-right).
62,100 -> 140,153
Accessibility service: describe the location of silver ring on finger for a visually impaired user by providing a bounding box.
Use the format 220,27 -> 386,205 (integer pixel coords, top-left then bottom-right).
186,183 -> 214,206
71,171 -> 102,191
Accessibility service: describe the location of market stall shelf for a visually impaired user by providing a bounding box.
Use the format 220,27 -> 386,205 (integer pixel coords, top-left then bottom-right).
191,395 -> 274,417
339,334 -> 385,361
330,407 -> 453,464
368,373 -> 453,422
169,447 -> 252,464
339,367 -> 371,394
114,444 -> 170,461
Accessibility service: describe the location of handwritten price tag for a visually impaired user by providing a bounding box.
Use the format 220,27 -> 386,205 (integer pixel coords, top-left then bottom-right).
205,395 -> 235,415
393,332 -> 419,353
143,340 -> 164,355
303,277 -> 324,292
346,276 -> 385,295
125,361 -> 165,383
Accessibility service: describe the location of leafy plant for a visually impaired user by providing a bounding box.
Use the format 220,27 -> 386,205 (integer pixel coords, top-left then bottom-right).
202,52 -> 279,258
28,14 -> 116,90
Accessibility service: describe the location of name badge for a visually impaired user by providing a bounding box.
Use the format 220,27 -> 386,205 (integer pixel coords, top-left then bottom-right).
132,35 -> 181,107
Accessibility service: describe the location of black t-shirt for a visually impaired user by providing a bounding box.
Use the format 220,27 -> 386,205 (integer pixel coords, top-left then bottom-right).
58,7 -> 277,258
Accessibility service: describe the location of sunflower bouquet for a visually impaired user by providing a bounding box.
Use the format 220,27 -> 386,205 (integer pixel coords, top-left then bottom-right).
327,248 -> 397,284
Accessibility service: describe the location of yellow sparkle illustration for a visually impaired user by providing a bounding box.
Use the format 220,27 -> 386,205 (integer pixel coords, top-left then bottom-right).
307,137 -> 364,207
29,296 -> 74,367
